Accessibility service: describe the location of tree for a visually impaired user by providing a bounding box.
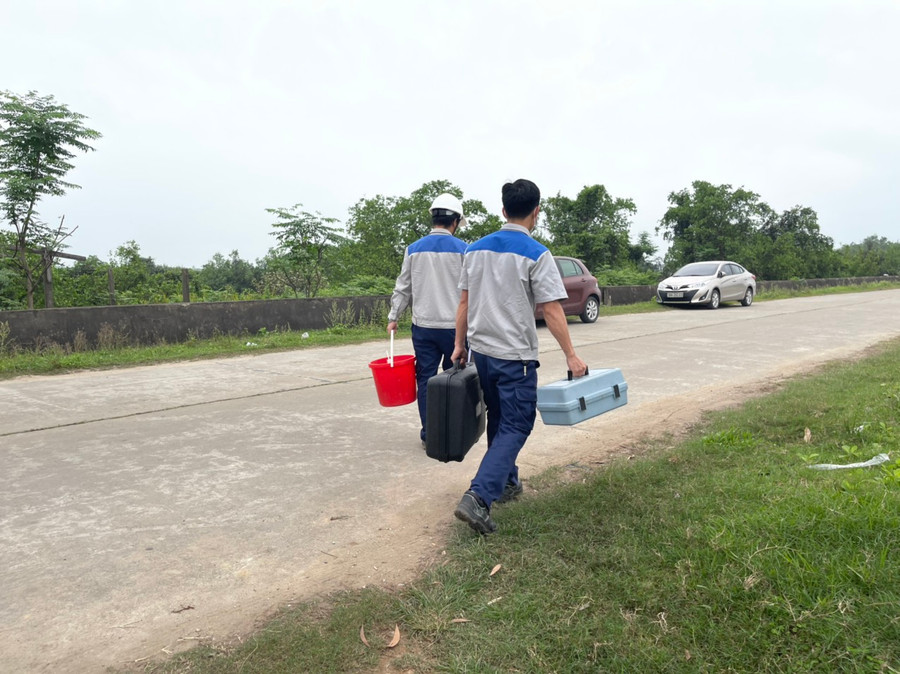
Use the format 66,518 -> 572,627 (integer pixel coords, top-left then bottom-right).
263,205 -> 343,298
196,250 -> 260,296
657,181 -> 770,273
50,255 -> 110,307
542,184 -> 653,273
838,236 -> 900,277
0,90 -> 101,308
343,180 -> 499,278
753,206 -> 839,279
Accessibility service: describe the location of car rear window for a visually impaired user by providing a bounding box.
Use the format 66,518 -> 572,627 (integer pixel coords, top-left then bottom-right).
557,259 -> 582,277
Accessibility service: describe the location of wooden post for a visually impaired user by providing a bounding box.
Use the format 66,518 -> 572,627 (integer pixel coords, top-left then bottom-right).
182,268 -> 190,303
107,268 -> 116,305
42,249 -> 55,308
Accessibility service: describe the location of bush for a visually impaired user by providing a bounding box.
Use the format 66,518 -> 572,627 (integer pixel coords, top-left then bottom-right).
323,275 -> 395,296
593,266 -> 660,286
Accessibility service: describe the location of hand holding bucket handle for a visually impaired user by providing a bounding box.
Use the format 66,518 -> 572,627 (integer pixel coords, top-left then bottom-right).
389,329 -> 395,367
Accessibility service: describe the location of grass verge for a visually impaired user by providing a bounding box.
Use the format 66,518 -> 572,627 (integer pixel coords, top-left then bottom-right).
0,325 -> 390,380
128,338 -> 900,673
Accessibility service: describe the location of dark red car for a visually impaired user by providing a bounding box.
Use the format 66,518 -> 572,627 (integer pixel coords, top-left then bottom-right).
534,256 -> 602,324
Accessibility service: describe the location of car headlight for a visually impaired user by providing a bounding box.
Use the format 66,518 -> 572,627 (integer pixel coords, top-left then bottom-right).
685,281 -> 708,290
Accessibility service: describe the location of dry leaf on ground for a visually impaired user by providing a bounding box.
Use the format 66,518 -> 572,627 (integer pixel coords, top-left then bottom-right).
387,625 -> 401,648
450,618 -> 470,624
490,564 -> 502,576
359,625 -> 370,647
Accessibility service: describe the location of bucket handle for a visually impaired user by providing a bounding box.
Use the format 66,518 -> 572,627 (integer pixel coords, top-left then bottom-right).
389,329 -> 395,367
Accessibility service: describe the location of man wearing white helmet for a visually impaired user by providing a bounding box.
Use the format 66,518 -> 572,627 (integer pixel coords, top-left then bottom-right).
387,193 -> 469,446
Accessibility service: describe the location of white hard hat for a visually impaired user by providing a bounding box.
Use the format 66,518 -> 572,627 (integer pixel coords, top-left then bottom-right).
430,193 -> 468,228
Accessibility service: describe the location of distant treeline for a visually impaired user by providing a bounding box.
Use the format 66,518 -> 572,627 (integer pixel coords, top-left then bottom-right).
2,179 -> 899,311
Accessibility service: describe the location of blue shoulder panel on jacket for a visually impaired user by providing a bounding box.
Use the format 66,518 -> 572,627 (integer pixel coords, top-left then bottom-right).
409,234 -> 468,255
466,230 -> 547,261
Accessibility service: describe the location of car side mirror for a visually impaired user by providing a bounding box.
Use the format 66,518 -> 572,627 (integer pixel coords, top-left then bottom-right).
718,271 -> 725,278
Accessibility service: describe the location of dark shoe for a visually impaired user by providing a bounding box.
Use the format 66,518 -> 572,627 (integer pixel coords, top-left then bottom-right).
497,481 -> 523,504
454,490 -> 497,535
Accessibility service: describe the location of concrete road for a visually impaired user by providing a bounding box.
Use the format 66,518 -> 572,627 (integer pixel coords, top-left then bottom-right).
2,290 -> 900,672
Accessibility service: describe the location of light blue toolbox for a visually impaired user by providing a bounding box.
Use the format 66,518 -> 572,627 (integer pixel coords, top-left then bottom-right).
536,367 -> 628,426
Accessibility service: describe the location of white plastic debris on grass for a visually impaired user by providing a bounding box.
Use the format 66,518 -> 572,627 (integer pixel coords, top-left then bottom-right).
808,453 -> 891,470
245,341 -> 258,347
301,332 -> 309,339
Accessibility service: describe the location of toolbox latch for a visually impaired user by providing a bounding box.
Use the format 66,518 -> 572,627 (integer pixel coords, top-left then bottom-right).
579,396 -> 587,411
613,384 -> 621,399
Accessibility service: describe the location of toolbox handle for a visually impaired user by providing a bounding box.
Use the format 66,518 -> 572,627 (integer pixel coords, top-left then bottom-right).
567,366 -> 589,381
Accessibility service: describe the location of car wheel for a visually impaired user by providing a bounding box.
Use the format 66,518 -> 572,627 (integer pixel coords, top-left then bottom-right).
708,289 -> 720,309
741,287 -> 754,306
580,295 -> 600,323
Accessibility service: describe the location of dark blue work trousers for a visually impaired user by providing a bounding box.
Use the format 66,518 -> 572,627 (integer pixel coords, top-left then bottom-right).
411,324 -> 457,441
470,352 -> 539,506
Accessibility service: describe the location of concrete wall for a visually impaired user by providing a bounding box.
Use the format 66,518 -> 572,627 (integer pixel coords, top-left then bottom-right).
0,296 -> 390,350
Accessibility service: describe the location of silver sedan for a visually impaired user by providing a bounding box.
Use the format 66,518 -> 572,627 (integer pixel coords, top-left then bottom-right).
656,261 -> 757,309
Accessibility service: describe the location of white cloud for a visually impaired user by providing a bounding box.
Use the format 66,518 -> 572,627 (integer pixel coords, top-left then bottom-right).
4,0 -> 898,265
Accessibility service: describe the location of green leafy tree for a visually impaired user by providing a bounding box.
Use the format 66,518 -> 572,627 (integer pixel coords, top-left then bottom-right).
107,240 -> 183,304
0,90 -> 101,308
343,179 -> 498,279
541,184 -> 654,274
52,255 -> 111,307
262,205 -> 343,298
657,181 -> 771,274
343,193 -> 406,278
752,206 -> 840,279
196,250 -> 260,297
837,236 -> 900,277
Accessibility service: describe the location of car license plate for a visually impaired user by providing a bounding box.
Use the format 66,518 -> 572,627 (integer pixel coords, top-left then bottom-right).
667,292 -> 683,298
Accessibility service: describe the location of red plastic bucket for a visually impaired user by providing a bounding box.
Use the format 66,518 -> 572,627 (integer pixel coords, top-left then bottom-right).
369,355 -> 417,407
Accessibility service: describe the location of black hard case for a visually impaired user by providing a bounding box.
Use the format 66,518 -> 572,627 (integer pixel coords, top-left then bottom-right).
425,362 -> 486,462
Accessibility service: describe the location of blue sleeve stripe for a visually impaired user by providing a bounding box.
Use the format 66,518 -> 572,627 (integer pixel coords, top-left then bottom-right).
465,230 -> 547,261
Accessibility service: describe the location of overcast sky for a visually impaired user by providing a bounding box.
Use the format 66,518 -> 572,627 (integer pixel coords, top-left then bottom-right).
4,0 -> 898,268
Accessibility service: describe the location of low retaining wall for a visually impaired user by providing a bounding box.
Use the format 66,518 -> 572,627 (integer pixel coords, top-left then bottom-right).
0,296 -> 390,350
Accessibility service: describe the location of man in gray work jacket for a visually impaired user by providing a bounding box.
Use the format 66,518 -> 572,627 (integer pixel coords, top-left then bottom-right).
387,193 -> 469,445
451,179 -> 587,534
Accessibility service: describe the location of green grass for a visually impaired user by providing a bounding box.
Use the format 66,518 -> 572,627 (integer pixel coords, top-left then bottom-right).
125,338 -> 900,673
0,324 -> 392,380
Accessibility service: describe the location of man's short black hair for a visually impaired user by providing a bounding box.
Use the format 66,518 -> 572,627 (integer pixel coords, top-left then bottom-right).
502,179 -> 541,219
432,211 -> 460,228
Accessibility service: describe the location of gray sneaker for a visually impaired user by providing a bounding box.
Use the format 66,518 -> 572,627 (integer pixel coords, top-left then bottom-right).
497,481 -> 523,504
454,490 -> 497,535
